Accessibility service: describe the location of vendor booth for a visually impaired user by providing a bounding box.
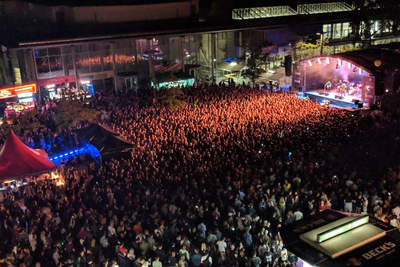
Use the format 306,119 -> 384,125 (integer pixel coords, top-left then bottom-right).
0,83 -> 37,118
0,130 -> 62,189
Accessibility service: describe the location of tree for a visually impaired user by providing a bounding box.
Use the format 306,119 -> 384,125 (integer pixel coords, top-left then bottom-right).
240,42 -> 268,85
11,110 -> 42,133
53,100 -> 100,130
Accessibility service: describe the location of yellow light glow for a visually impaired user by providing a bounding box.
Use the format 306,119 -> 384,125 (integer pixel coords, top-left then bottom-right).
317,216 -> 369,243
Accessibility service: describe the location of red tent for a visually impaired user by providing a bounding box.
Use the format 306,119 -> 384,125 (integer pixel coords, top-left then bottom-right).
0,130 -> 55,181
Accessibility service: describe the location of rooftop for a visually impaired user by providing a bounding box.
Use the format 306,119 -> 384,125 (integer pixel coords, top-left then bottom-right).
22,0 -> 188,6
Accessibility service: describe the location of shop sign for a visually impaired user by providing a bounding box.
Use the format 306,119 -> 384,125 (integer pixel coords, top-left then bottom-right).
37,75 -> 75,87
0,83 -> 37,99
361,241 -> 396,260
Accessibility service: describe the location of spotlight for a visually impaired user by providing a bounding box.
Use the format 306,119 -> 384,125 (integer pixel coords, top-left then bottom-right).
337,59 -> 342,66
317,58 -> 321,64
359,68 -> 363,75
348,62 -> 351,69
326,57 -> 330,64
308,60 -> 312,67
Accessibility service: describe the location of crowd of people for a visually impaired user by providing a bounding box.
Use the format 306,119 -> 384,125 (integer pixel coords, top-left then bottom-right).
0,99 -> 91,156
0,84 -> 400,266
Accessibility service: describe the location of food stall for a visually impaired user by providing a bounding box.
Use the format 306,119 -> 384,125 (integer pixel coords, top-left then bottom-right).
0,83 -> 37,118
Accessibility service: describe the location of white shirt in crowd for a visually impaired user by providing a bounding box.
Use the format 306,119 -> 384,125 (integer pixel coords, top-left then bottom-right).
216,239 -> 227,253
294,210 -> 303,221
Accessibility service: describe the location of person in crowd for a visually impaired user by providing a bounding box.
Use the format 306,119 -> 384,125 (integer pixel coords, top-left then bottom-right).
0,84 -> 399,266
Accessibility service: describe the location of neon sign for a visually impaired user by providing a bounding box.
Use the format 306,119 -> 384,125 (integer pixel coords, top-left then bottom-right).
0,83 -> 37,99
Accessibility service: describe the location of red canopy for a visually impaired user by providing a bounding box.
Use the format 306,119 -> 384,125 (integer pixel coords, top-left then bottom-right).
0,130 -> 55,181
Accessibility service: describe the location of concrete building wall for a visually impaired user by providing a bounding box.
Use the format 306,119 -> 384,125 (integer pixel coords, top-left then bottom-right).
0,0 -> 52,22
71,2 -> 192,24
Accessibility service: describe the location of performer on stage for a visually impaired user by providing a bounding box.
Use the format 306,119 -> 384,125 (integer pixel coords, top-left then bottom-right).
324,81 -> 332,92
337,82 -> 347,97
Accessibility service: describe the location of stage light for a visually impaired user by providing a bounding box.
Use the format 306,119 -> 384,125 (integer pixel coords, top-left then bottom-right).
337,59 -> 342,66
308,60 -> 312,67
317,216 -> 369,243
347,62 -> 351,69
49,144 -> 101,164
374,59 -> 382,67
317,58 -> 321,64
359,68 -> 363,75
303,261 -> 316,267
326,57 -> 330,64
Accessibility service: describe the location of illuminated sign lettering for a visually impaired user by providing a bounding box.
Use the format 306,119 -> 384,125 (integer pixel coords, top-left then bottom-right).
317,216 -> 369,243
362,242 -> 396,260
0,83 -> 37,99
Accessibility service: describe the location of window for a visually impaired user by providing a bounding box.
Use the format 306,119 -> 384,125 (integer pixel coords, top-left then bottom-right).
342,22 -> 351,38
323,24 -> 332,39
333,23 -> 342,39
36,48 -> 48,57
48,47 -> 61,56
382,20 -> 393,33
49,56 -> 62,72
36,57 -> 50,74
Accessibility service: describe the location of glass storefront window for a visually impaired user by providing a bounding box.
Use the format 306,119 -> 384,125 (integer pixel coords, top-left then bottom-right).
64,55 -> 74,73
36,57 -> 50,73
76,54 -> 90,73
49,56 -> 62,72
48,47 -> 61,56
342,22 -> 351,38
323,24 -> 332,39
383,20 -> 393,33
333,23 -> 342,39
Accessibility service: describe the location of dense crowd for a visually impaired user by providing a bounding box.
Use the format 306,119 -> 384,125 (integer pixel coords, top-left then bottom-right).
0,100 -> 90,155
0,85 -> 400,266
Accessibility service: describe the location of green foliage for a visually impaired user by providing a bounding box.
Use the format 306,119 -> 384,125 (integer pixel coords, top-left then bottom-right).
240,42 -> 268,83
54,100 -> 100,129
10,110 -> 42,134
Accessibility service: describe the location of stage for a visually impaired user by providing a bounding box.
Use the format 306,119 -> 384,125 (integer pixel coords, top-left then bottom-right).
302,91 -> 361,109
295,56 -> 376,109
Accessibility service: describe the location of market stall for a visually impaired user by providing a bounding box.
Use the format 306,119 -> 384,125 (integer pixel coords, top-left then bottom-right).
0,83 -> 37,118
0,130 -> 59,188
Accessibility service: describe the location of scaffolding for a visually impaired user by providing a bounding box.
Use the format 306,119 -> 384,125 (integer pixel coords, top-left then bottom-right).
232,2 -> 354,20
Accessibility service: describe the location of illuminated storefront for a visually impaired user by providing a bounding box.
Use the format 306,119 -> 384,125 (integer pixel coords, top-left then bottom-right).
151,78 -> 195,89
0,83 -> 37,99
0,83 -> 37,118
